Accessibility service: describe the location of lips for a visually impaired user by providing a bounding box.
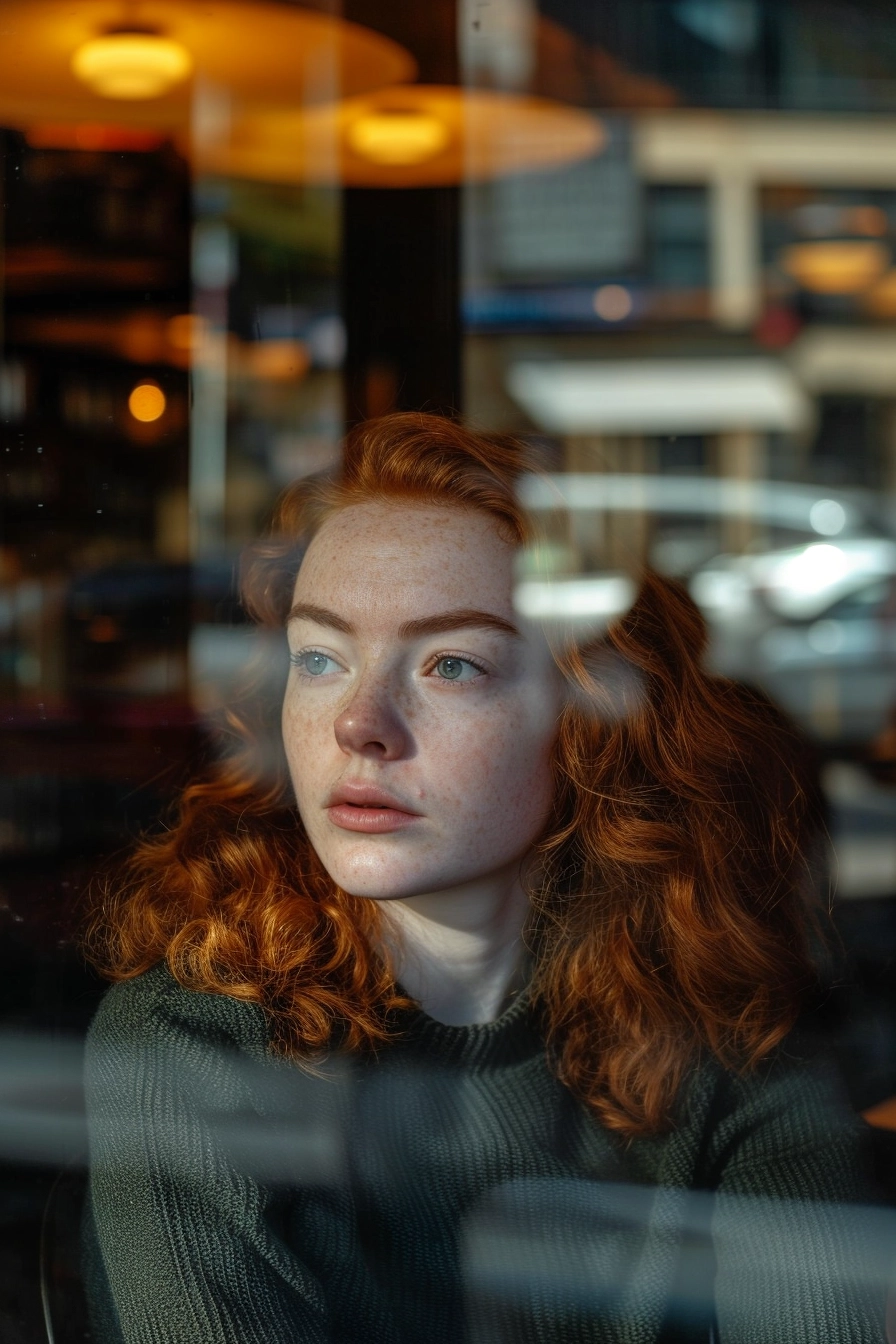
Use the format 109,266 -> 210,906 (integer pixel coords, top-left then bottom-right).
325,781 -> 422,834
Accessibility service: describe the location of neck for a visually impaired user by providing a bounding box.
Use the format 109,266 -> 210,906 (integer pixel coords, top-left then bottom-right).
378,871 -> 530,1027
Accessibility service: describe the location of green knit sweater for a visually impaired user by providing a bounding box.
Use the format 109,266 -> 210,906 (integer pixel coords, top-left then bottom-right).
83,964 -> 888,1343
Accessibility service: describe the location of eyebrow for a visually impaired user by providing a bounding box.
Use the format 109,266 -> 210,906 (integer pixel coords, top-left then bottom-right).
287,602 -> 520,640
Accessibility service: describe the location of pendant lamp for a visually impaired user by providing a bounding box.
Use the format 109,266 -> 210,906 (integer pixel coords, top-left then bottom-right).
0,0 -> 603,187
203,85 -> 605,187
0,0 -> 415,129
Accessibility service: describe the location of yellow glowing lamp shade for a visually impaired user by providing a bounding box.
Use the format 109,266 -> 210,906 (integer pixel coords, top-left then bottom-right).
215,87 -> 605,188
346,110 -> 450,167
781,240 -> 890,294
72,33 -> 193,100
0,1 -> 415,132
129,382 -> 166,422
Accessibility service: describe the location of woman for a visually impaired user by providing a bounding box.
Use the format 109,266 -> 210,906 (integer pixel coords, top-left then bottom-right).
83,412 -> 887,1343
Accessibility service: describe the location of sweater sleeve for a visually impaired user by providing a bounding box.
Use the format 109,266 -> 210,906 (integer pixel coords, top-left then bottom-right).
705,1052 -> 890,1344
83,969 -> 341,1344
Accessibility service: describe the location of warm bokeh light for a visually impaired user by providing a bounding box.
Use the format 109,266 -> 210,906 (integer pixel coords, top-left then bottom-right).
26,123 -> 165,151
845,205 -> 890,237
245,339 -> 310,382
71,33 -> 193,100
346,110 -> 451,166
165,313 -> 206,353
593,284 -> 633,321
864,269 -> 896,317
128,382 -> 166,422
781,240 -> 890,294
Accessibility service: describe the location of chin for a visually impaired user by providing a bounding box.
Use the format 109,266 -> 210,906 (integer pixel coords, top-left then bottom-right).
331,868 -> 439,902
320,851 -> 465,903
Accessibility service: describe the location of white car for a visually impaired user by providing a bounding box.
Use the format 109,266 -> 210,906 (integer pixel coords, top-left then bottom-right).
517,473 -> 896,745
692,541 -> 896,745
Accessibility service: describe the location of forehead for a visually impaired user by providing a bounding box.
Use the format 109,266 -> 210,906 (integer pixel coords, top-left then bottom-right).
293,500 -> 516,615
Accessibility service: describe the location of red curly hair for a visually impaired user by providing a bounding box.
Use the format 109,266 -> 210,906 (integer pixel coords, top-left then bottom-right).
86,412 -> 820,1136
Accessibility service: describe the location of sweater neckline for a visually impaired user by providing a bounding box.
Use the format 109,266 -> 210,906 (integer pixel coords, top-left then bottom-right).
391,985 -> 542,1070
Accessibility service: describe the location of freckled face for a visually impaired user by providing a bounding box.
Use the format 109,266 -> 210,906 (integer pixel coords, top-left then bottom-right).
282,501 -> 561,901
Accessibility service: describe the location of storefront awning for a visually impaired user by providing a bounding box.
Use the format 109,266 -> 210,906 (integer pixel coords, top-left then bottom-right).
506,357 -> 813,435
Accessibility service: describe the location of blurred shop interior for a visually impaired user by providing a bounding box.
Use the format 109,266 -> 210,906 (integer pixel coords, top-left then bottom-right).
9,0 -> 896,1327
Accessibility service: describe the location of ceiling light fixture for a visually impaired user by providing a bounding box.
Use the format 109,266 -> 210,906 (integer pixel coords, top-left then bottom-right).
0,1 -> 415,129
216,86 -> 604,188
71,30 -> 193,100
346,109 -> 451,167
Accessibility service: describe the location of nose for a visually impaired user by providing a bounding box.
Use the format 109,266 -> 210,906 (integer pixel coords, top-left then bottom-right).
333,674 -> 410,760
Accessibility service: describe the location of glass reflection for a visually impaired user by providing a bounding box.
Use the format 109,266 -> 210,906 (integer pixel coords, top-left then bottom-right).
4,0 -> 896,1338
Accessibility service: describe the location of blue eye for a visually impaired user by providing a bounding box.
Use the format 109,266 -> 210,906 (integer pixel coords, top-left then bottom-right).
291,650 -> 339,677
433,656 -> 482,682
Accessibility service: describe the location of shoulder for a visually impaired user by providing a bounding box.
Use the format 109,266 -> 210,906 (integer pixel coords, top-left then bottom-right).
87,963 -> 272,1079
85,966 -> 349,1185
711,1032 -> 855,1132
683,1032 -> 871,1199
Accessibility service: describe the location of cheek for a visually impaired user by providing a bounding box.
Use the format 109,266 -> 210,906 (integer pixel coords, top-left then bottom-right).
281,694 -> 332,787
437,706 -> 556,827
497,728 -> 555,816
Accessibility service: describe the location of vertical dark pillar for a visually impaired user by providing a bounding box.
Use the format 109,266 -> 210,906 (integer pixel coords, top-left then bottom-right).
342,0 -> 462,424
343,186 -> 461,422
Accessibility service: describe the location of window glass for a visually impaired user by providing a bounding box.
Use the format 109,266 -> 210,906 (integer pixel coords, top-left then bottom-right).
4,2 -> 896,1339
